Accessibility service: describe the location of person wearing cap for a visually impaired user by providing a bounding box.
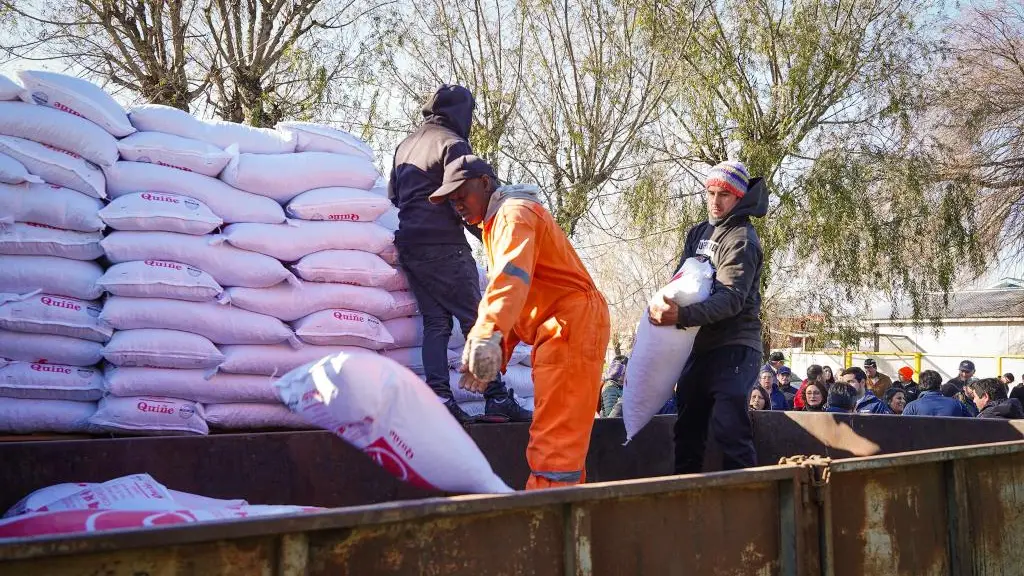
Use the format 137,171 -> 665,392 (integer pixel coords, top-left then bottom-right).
648,160 -> 768,474
904,369 -> 975,417
775,366 -> 797,409
762,351 -> 785,377
757,368 -> 786,411
945,360 -> 979,416
388,85 -> 531,425
430,154 -> 610,490
895,366 -> 919,402
862,359 -> 893,398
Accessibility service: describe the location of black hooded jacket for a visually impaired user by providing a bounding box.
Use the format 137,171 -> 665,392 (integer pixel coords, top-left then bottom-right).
675,178 -> 768,355
388,85 -> 479,246
978,398 -> 1024,419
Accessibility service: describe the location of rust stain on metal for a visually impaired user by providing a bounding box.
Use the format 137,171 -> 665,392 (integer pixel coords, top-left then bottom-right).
956,451 -> 1024,573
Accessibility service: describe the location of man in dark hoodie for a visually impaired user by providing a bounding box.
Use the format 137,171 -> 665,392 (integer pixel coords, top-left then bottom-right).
388,84 -> 531,425
968,378 -> 1024,419
648,160 -> 766,473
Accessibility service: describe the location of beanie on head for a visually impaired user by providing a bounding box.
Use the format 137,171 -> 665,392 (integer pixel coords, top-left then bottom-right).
706,160 -> 750,198
898,366 -> 914,380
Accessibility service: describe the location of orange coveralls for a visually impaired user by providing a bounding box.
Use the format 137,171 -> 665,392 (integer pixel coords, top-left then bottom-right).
468,187 -> 610,490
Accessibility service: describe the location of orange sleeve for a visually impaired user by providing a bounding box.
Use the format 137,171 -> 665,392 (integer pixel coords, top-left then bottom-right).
470,205 -> 540,341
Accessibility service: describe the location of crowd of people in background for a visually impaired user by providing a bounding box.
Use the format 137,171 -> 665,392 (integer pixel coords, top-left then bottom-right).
597,352 -> 1024,420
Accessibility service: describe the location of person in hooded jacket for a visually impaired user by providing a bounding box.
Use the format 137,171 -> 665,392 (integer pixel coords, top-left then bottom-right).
839,367 -> 893,414
648,160 -> 767,474
968,378 -> 1024,419
388,85 -> 531,425
903,370 -> 973,417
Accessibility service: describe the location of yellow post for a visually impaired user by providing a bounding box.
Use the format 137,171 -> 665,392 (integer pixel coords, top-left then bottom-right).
844,350 -> 853,369
914,353 -> 922,376
998,356 -> 1003,375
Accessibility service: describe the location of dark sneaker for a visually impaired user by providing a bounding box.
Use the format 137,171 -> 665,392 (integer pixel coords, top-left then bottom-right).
444,399 -> 476,425
479,389 -> 533,423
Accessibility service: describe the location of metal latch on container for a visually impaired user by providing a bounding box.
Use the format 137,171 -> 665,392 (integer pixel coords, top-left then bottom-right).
779,455 -> 832,503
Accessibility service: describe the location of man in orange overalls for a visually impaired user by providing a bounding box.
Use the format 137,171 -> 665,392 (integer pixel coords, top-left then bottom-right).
429,155 -> 610,490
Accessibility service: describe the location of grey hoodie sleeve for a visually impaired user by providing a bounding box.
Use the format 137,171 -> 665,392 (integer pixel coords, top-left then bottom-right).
677,229 -> 761,328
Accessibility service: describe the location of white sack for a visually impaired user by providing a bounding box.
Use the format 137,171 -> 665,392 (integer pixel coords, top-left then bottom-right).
225,282 -> 394,322
285,187 -> 391,222
0,292 -> 110,342
0,182 -> 104,232
378,244 -> 399,265
128,104 -> 296,153
449,318 -> 466,350
0,102 -> 119,166
275,122 -> 374,159
0,136 -> 105,198
222,221 -> 393,262
5,481 -> 247,518
276,352 -> 512,493
383,316 -> 423,349
0,330 -> 103,366
0,255 -> 103,300
220,151 -> 377,202
292,250 -> 398,287
623,257 -> 714,442
380,268 -> 409,291
99,192 -> 222,235
509,343 -> 532,367
102,329 -> 224,369
376,206 -> 399,231
103,366 -> 278,404
381,347 -> 425,375
104,161 -> 285,224
116,132 -> 232,177
0,222 -> 103,260
100,297 -> 297,346
446,365 -> 535,403
101,231 -> 295,288
218,343 -> 372,376
0,362 -> 103,401
291,309 -> 393,349
98,260 -> 223,302
205,403 -> 312,430
381,290 -> 419,320
0,153 -> 42,185
16,70 -> 134,137
0,75 -> 22,101
0,398 -> 96,434
89,395 -> 208,436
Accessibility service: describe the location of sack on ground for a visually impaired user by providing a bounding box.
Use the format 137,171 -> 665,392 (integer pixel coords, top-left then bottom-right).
205,403 -> 312,430
0,330 -> 103,366
275,122 -> 374,159
285,187 -> 390,222
220,151 -> 378,202
89,395 -> 208,436
103,366 -> 278,404
0,182 -> 104,232
128,104 -> 296,154
0,153 -> 42,185
97,260 -> 223,302
104,161 -> 285,224
0,292 -> 110,342
0,361 -> 103,401
0,75 -> 22,101
380,290 -> 419,320
16,70 -> 134,137
0,102 -> 119,166
0,222 -> 103,260
4,479 -> 248,518
0,136 -> 105,198
101,297 -> 297,346
274,351 -> 512,493
225,282 -> 394,322
0,255 -> 103,300
102,329 -> 224,369
116,132 -> 231,177
291,249 -> 397,287
102,231 -> 295,288
623,257 -> 714,442
218,343 -> 372,376
383,316 -> 423,349
99,193 -> 222,235
0,398 -> 96,434
221,221 -> 393,262
291,309 -> 393,349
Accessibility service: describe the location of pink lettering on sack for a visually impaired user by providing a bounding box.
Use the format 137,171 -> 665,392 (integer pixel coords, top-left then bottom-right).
144,260 -> 182,270
51,101 -> 85,118
364,437 -> 434,490
136,401 -> 175,415
332,311 -> 365,323
31,363 -> 71,374
25,222 -> 64,231
327,214 -> 361,221
41,143 -> 82,159
156,161 -> 192,172
140,192 -> 180,204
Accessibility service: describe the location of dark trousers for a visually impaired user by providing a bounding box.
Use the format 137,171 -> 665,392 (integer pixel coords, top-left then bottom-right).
674,345 -> 758,474
397,243 -> 506,401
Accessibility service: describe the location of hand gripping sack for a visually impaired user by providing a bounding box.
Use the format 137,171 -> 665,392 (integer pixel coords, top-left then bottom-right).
0,398 -> 96,434
0,222 -> 103,260
205,403 -> 312,430
128,104 -> 296,154
0,153 -> 42,185
285,187 -> 391,222
0,182 -> 104,232
220,151 -> 378,202
16,70 -> 135,137
103,366 -> 279,404
225,282 -> 395,322
274,351 -> 513,493
101,231 -> 295,289
102,329 -> 224,369
292,250 -> 398,287
0,136 -> 105,198
100,297 -> 297,346
275,122 -> 374,159
0,361 -> 103,401
222,221 -> 394,262
0,330 -> 103,366
0,101 -> 119,166
89,395 -> 208,436
116,132 -> 232,177
291,309 -> 393,349
97,260 -> 223,302
0,292 -> 111,342
219,343 -> 372,376
622,257 -> 714,442
0,255 -> 104,300
0,75 -> 22,101
98,193 -> 222,235
103,161 -> 285,224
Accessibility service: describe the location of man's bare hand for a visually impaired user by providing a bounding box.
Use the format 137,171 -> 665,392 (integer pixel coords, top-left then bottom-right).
648,294 -> 680,326
457,364 -> 489,394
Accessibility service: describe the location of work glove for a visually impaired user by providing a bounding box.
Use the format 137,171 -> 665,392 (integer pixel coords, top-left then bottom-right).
459,332 -> 503,393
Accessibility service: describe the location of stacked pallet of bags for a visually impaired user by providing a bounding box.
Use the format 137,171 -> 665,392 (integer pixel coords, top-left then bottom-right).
0,70 -> 127,434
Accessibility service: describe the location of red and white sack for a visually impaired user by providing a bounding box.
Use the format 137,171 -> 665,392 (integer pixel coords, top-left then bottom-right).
128,104 -> 296,154
102,329 -> 224,370
218,343 -> 372,376
16,70 -> 134,137
275,121 -> 374,159
0,398 -> 96,434
32,474 -> 178,513
100,297 -> 297,346
225,282 -> 395,322
97,260 -> 223,302
220,151 -> 378,203
382,347 -> 425,375
383,316 -> 423,348
0,361 -> 103,401
0,222 -> 103,260
0,255 -> 103,300
291,309 -> 393,349
0,135 -> 105,198
0,153 -> 42,185
623,257 -> 714,442
275,351 -> 512,493
0,182 -> 104,232
89,395 -> 208,436
285,187 -> 391,222
0,292 -> 110,342
0,101 -> 119,166
205,403 -> 312,430
381,290 -> 419,320
292,249 -> 398,287
378,244 -> 399,265
0,330 -> 103,366
222,221 -> 393,262
104,161 -> 285,224
0,75 -> 22,101
102,231 -> 295,288
103,366 -> 278,404
98,193 -> 222,235
5,480 -> 247,518
116,132 -> 232,177
376,206 -> 399,231
380,268 -> 408,291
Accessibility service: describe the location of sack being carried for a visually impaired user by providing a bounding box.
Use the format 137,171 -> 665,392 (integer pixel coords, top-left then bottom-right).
622,257 -> 714,442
